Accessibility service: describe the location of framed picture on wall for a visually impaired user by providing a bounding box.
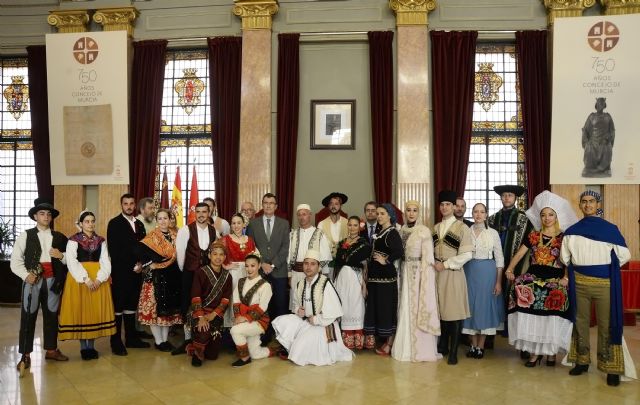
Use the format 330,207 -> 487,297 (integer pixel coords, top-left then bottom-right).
310,100 -> 355,150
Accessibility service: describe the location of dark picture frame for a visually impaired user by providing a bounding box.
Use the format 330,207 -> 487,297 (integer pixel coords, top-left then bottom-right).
310,99 -> 355,150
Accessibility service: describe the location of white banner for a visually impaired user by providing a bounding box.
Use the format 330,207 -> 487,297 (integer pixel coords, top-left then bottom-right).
550,14 -> 640,184
46,31 -> 129,185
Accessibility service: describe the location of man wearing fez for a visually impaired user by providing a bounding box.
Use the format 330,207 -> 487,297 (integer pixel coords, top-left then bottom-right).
488,184 -> 533,349
11,198 -> 69,376
433,190 -> 473,365
561,190 -> 635,386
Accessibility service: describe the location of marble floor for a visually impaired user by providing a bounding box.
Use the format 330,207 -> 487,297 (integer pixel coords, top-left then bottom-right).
0,306 -> 638,405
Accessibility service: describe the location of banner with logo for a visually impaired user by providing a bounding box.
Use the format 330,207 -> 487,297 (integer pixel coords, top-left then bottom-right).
550,14 -> 640,184
46,31 -> 129,185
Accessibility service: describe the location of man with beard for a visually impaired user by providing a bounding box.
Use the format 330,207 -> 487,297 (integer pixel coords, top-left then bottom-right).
136,197 -> 157,234
107,194 -> 150,355
359,201 -> 379,244
287,204 -> 332,310
487,185 -> 533,352
317,192 -> 349,279
174,202 -> 217,354
454,198 -> 473,227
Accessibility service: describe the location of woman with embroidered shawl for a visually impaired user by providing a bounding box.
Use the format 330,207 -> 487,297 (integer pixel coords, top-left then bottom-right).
333,216 -> 371,350
59,211 -> 116,360
135,209 -> 182,352
392,201 -> 442,362
505,191 -> 578,367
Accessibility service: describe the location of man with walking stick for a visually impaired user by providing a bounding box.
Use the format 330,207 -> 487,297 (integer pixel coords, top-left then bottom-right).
11,198 -> 69,377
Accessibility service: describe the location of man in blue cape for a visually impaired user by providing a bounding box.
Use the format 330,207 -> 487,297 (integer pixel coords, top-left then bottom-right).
561,190 -> 635,386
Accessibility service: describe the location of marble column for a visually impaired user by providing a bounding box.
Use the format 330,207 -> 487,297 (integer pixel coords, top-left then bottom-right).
389,0 -> 436,225
233,0 -> 279,208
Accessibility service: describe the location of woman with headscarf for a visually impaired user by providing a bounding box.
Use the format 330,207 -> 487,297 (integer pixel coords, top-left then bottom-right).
505,191 -> 578,367
59,211 -> 116,360
334,216 -> 372,350
392,201 -> 441,362
363,203 -> 404,355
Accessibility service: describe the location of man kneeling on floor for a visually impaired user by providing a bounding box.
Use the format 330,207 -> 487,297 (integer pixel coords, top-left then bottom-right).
187,241 -> 232,367
230,251 -> 275,367
273,249 -> 353,366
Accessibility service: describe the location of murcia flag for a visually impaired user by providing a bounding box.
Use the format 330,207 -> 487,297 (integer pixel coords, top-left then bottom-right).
171,167 -> 184,228
160,166 -> 169,209
186,167 -> 199,224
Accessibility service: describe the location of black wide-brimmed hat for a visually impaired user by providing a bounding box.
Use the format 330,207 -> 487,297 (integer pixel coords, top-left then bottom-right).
28,197 -> 59,220
493,185 -> 525,197
322,192 -> 348,207
438,190 -> 457,204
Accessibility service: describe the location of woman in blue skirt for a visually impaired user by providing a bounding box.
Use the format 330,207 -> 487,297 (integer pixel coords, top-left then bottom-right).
463,203 -> 505,359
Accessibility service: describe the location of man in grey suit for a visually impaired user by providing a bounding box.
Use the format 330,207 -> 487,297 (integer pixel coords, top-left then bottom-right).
246,193 -> 290,342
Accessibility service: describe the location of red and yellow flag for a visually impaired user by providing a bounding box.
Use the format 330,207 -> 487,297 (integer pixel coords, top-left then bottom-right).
171,167 -> 184,228
160,166 -> 170,209
186,167 -> 200,224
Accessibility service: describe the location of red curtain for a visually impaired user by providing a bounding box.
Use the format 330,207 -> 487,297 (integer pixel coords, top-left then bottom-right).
209,37 -> 242,220
129,40 -> 167,200
275,33 -> 300,222
431,31 -> 477,210
516,31 -> 551,206
27,45 -> 53,200
368,31 -> 394,203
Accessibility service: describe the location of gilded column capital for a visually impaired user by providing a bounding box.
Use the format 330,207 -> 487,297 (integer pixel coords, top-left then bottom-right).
47,10 -> 90,33
542,1 -> 596,26
599,0 -> 640,15
233,0 -> 279,30
389,0 -> 437,26
93,7 -> 139,37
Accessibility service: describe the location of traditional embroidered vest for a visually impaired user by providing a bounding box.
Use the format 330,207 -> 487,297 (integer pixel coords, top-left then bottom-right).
233,276 -> 270,330
24,228 -> 42,273
433,220 -> 467,261
288,227 -> 329,269
184,222 -> 216,272
295,274 -> 332,316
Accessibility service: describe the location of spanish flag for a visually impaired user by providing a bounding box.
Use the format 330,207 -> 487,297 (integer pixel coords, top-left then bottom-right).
186,167 -> 199,224
160,166 -> 170,209
171,167 -> 184,228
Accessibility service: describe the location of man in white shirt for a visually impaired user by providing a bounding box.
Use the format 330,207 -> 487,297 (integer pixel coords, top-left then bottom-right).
287,204 -> 332,311
561,190 -> 635,386
173,202 -> 217,354
272,249 -> 353,366
11,198 -> 69,376
317,192 -> 349,279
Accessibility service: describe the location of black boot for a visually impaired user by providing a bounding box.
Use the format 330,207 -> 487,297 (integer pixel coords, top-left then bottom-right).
437,321 -> 449,356
448,321 -> 462,365
569,364 -> 589,376
606,374 -> 620,386
110,315 -> 128,356
124,314 -> 150,348
171,339 -> 191,355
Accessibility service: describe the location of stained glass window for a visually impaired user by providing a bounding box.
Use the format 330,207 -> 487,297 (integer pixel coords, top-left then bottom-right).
1,58 -> 37,244
463,44 -> 527,218
155,50 -> 215,215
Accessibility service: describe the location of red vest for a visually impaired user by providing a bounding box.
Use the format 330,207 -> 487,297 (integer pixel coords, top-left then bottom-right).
184,222 -> 216,272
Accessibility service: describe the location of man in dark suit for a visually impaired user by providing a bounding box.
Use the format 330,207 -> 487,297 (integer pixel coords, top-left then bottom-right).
107,193 -> 150,355
359,201 -> 379,244
454,197 -> 474,227
246,193 -> 290,342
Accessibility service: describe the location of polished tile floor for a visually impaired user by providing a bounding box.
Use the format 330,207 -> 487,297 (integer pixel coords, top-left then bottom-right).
0,306 -> 638,405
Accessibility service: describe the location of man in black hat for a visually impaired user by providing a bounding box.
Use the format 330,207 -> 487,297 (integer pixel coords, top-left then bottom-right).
317,192 -> 349,279
106,193 -> 150,355
433,190 -> 473,365
11,198 -> 69,376
488,185 -> 533,346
